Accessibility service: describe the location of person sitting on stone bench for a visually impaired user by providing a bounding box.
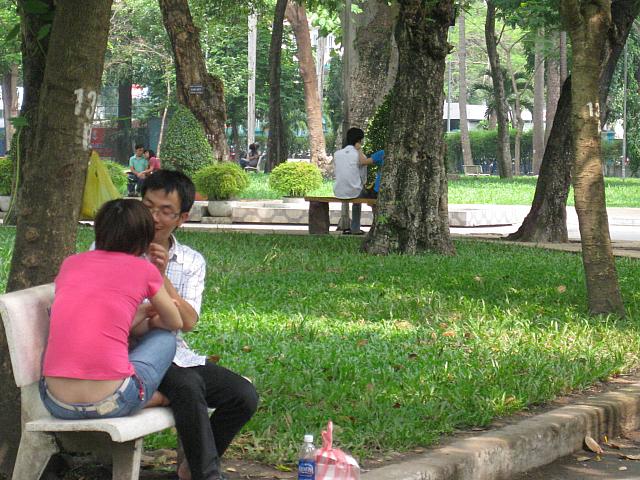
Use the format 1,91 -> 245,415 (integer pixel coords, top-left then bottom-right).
41,198 -> 182,421
334,127 -> 384,235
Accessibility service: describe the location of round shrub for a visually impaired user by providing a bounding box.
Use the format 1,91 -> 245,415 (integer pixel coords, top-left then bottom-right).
0,157 -> 14,196
193,162 -> 250,200
102,160 -> 128,195
162,106 -> 214,177
269,162 -> 322,197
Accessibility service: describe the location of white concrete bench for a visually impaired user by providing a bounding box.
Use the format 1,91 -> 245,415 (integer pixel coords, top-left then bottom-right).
0,284 -> 176,480
463,164 -> 489,176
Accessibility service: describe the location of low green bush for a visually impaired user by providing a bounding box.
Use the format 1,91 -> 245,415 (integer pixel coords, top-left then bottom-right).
193,162 -> 250,200
102,160 -> 128,195
0,157 -> 13,196
268,162 -> 323,197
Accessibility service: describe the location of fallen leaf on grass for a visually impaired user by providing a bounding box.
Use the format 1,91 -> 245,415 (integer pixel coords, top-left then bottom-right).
226,467 -> 238,472
392,402 -> 402,408
585,436 -> 604,454
208,354 -> 221,363
366,383 -> 375,391
473,276 -> 483,283
407,353 -> 418,359
619,453 -> 640,461
275,464 -> 293,472
442,331 -> 456,337
557,285 -> 567,293
357,276 -> 365,282
242,345 -> 252,353
357,339 -> 368,347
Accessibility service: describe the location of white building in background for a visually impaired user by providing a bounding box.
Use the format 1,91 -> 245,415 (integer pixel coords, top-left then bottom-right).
443,102 -> 534,132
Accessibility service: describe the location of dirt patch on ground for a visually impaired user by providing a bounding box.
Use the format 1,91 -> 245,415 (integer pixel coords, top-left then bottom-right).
58,372 -> 640,480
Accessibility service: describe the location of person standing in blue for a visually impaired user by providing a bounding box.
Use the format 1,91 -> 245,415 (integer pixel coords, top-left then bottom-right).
333,128 -> 384,234
128,144 -> 149,196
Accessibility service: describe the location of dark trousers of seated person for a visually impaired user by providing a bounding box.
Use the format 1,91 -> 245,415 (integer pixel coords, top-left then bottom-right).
158,361 -> 259,480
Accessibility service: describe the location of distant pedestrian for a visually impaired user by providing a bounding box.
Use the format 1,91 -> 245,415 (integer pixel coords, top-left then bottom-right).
128,144 -> 148,196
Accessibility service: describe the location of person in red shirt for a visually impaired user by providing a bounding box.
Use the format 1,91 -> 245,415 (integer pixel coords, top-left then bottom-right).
144,149 -> 161,174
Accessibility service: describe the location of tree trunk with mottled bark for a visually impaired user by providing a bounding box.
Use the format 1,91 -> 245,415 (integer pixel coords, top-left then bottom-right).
533,31 -> 545,174
507,0 -> 637,246
1,65 -> 19,151
363,0 -> 455,256
458,12 -> 473,167
348,0 -> 398,129
545,32 -> 561,147
266,0 -> 288,172
504,47 -> 523,175
485,0 -> 511,178
560,31 -> 568,82
2,1 -> 112,477
561,0 -> 624,316
159,0 -> 229,161
285,1 -> 330,173
0,2 -> 53,472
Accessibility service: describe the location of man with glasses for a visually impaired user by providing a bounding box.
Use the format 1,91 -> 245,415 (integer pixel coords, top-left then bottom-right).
140,170 -> 259,480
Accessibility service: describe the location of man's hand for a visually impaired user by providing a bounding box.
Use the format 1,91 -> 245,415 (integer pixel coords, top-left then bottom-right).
148,243 -> 169,274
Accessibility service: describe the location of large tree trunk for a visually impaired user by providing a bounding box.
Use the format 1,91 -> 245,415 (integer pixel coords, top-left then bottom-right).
507,0 -> 638,245
116,76 -> 132,164
545,32 -> 561,147
1,65 -> 19,152
285,1 -> 330,172
561,0 -> 624,316
159,0 -> 229,161
0,3 -> 53,472
532,31 -> 545,174
266,0 -> 288,172
560,31 -> 568,82
485,0 -> 512,178
348,0 -> 398,129
458,12 -> 473,167
363,0 -> 455,256
2,1 -> 112,477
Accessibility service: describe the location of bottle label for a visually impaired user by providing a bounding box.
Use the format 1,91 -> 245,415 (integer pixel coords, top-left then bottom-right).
298,459 -> 315,480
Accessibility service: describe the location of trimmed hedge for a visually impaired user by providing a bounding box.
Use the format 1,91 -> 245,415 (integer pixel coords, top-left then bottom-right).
162,106 -> 214,177
193,162 -> 250,200
269,162 -> 323,197
446,130 -> 623,173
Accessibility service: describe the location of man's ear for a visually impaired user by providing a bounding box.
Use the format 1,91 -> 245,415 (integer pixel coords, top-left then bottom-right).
177,211 -> 190,228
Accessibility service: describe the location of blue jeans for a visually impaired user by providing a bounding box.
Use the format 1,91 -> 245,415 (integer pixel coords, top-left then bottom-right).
40,329 -> 176,420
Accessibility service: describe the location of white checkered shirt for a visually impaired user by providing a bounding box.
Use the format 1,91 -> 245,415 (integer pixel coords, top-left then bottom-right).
165,235 -> 208,367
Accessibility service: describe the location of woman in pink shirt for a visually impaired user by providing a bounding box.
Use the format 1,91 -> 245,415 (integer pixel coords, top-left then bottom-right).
144,149 -> 161,174
40,199 -> 182,420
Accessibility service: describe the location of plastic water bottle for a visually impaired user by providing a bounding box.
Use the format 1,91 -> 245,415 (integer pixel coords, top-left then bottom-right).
298,434 -> 316,480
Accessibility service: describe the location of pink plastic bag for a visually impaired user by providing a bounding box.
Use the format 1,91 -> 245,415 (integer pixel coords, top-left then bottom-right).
315,421 -> 360,480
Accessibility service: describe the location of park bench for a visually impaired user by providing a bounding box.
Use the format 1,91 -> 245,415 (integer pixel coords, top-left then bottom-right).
0,283 -> 176,480
463,164 -> 489,176
304,196 -> 377,234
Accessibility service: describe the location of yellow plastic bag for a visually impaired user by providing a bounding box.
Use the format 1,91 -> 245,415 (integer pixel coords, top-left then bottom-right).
81,151 -> 121,220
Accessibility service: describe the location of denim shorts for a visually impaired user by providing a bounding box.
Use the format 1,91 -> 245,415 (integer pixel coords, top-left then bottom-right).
40,328 -> 177,420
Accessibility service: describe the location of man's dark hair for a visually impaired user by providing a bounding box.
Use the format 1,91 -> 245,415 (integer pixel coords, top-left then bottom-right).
135,144 -> 145,150
95,199 -> 155,255
141,169 -> 196,213
346,128 -> 365,147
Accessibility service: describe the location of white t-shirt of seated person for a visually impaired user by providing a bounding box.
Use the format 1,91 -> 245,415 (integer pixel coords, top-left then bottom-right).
333,145 -> 367,199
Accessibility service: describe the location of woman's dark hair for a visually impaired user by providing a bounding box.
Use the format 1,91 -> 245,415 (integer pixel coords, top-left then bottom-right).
94,199 -> 155,255
141,169 -> 196,213
144,149 -> 156,157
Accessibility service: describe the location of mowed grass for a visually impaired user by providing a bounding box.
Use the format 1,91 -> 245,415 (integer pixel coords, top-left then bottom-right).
1,228 -> 638,465
241,173 -> 640,207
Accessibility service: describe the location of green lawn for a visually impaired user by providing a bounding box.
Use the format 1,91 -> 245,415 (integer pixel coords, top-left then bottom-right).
2,229 -> 639,466
241,173 -> 640,207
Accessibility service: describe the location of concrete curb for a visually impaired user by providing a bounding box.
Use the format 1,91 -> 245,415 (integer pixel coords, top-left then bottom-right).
362,384 -> 640,480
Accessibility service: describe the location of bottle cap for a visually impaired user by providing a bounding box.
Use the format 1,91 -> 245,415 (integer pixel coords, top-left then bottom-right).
304,434 -> 314,443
